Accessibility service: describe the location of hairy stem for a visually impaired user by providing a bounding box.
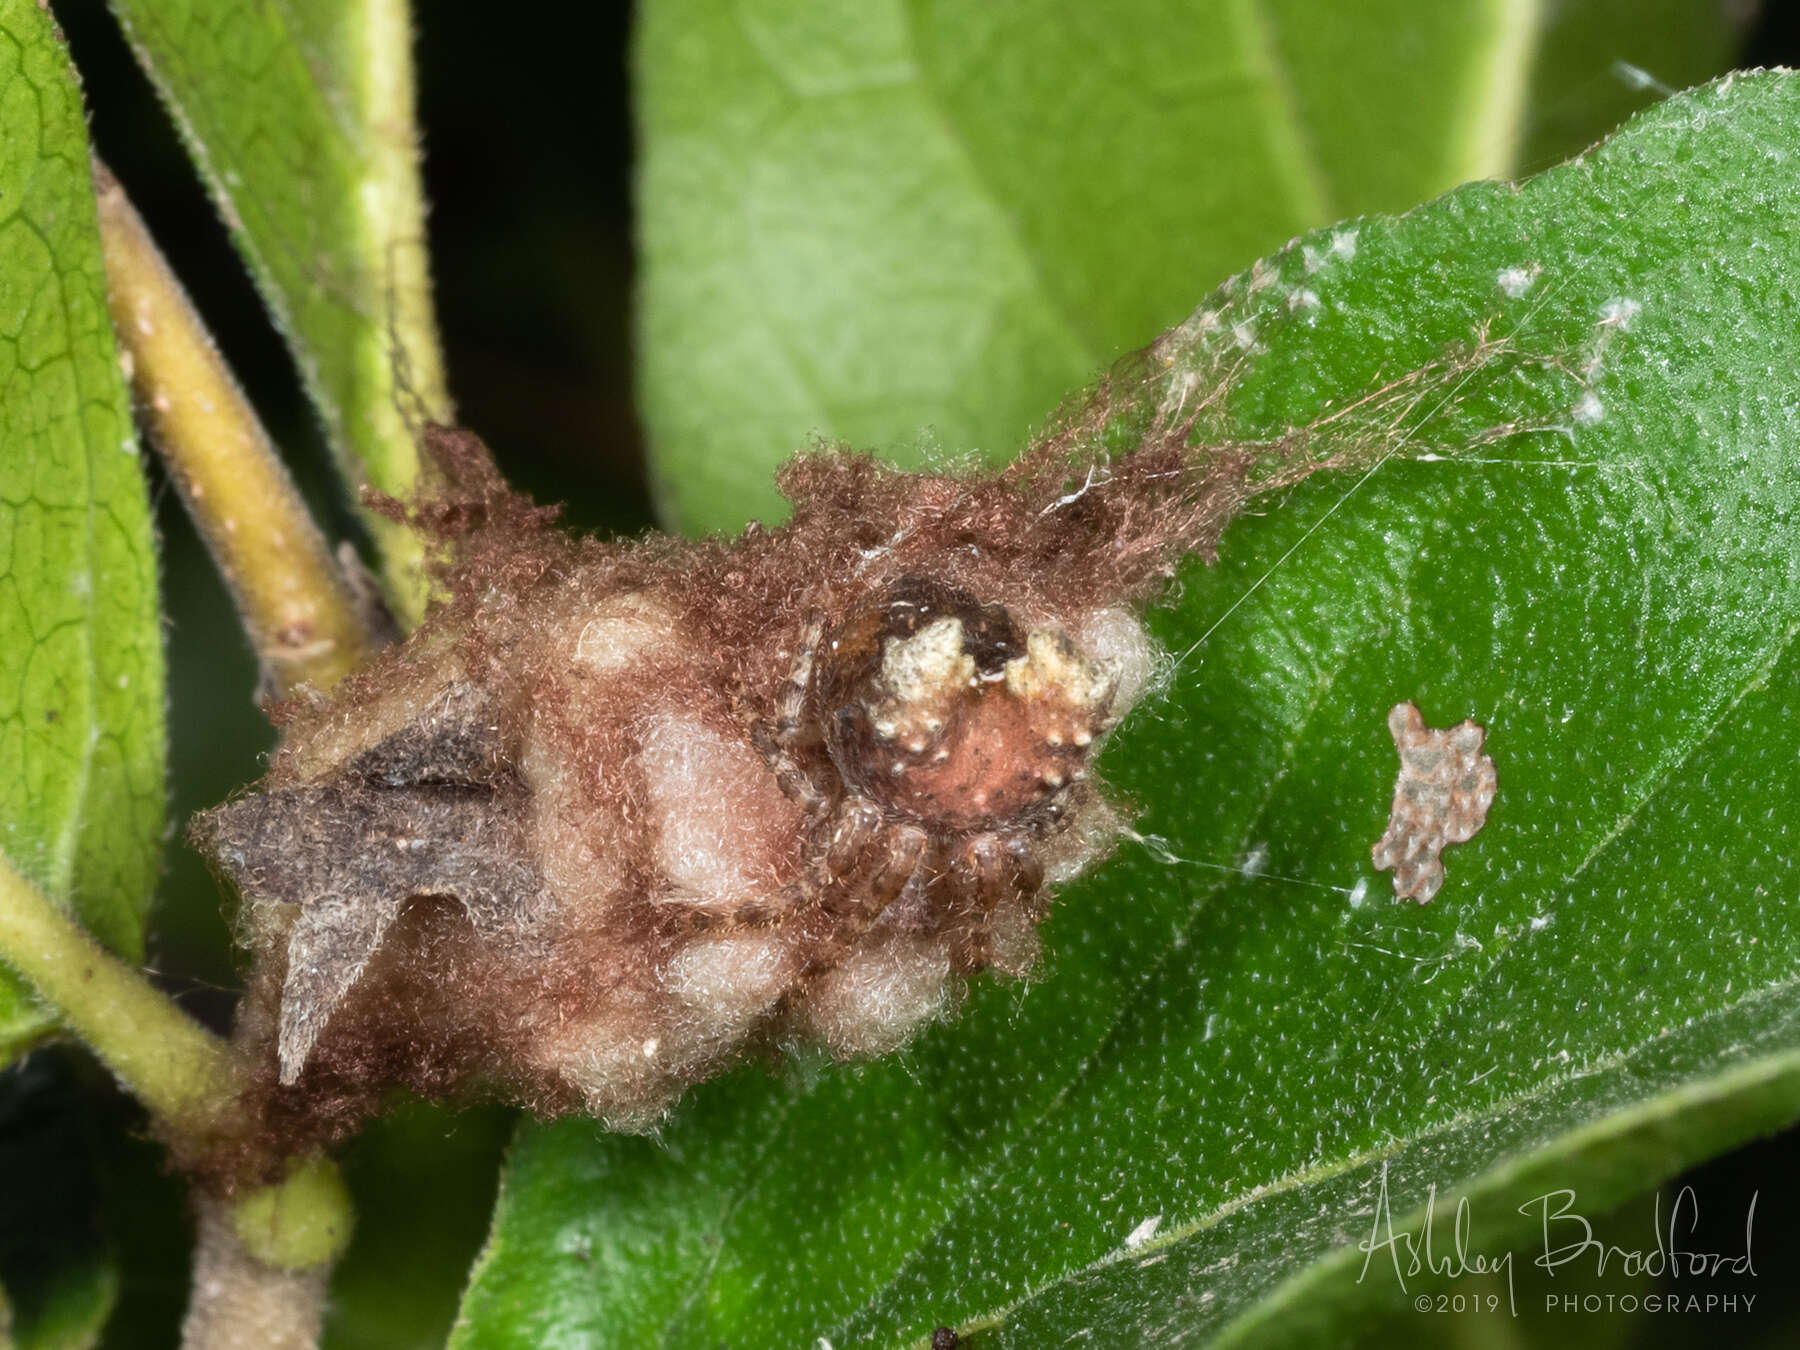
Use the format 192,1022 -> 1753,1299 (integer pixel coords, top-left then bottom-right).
94,164 -> 378,697
350,0 -> 453,631
181,1198 -> 331,1350
0,851 -> 354,1349
0,851 -> 236,1139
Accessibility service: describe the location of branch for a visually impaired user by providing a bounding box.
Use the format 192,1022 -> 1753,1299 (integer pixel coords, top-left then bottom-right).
181,1191 -> 337,1350
0,851 -> 235,1139
93,164 -> 380,697
0,851 -> 353,1344
350,0 -> 455,630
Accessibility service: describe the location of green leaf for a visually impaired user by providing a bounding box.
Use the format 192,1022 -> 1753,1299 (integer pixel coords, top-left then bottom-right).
0,3 -> 165,1062
104,0 -> 448,622
0,1232 -> 112,1350
455,72 -> 1800,1348
635,0 -> 1735,535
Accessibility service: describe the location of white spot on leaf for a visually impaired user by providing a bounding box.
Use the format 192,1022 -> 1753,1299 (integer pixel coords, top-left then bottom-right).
1496,264 -> 1540,298
1599,297 -> 1642,330
1125,1215 -> 1162,1250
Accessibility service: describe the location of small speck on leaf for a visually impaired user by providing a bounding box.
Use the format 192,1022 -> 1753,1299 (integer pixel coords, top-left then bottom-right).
1371,702 -> 1496,904
1124,1213 -> 1162,1249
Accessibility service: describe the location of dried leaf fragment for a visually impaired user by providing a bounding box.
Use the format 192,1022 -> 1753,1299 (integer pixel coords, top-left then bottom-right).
1371,702 -> 1496,903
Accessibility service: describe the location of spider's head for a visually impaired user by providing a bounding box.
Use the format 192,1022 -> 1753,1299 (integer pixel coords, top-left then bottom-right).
817,577 -> 1116,831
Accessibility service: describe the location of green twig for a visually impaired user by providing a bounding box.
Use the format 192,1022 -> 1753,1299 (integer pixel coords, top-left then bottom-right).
94,164 -> 380,697
0,852 -> 353,1276
0,851 -> 236,1140
352,0 -> 454,632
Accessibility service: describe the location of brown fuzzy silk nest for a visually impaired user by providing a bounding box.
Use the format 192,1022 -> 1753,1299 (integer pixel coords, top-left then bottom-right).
196,372 -> 1333,1151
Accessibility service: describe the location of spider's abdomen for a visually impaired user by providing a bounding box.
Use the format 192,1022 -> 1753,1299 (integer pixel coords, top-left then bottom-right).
820,579 -> 1115,830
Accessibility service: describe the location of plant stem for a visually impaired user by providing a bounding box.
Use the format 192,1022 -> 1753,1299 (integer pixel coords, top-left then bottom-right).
350,0 -> 454,631
0,850 -> 354,1346
93,164 -> 379,697
0,852 -> 236,1140
181,1198 -> 331,1350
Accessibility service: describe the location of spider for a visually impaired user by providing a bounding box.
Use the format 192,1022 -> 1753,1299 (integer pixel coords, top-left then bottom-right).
183,198 -> 1511,1140
189,287 -> 1514,1144
729,574 -> 1121,975
194,427 -> 1170,1139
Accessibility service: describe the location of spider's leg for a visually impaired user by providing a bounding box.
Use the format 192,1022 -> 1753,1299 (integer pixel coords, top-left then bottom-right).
750,612 -> 832,815
773,611 -> 824,748
654,800 -> 915,944
812,796 -> 884,915
1008,833 -> 1048,919
654,889 -> 799,933
857,822 -> 929,927
946,831 -> 1046,968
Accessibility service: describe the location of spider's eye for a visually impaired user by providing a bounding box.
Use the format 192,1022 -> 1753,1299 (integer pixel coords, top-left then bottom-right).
817,577 -> 1113,828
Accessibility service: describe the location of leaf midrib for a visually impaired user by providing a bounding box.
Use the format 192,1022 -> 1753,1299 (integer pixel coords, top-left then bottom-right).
655,1089 -> 806,1350
982,977 -> 1800,1350
728,0 -> 1358,450
109,1 -> 363,441
1235,0 -> 1334,226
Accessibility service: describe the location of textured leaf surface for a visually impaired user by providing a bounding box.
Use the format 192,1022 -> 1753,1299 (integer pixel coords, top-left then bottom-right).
455,74 -> 1800,1349
0,4 -> 165,1061
635,0 -> 1732,535
105,0 -> 447,619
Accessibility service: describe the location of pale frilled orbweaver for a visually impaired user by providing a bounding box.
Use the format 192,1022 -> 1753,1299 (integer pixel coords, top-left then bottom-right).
746,576 -> 1124,975
197,426 -> 1175,1144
